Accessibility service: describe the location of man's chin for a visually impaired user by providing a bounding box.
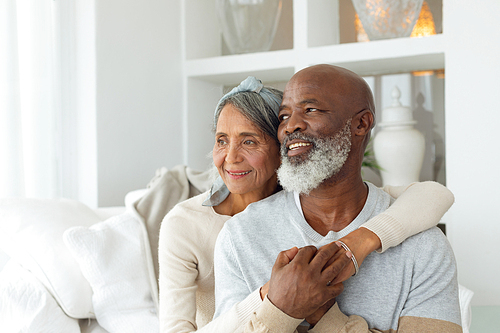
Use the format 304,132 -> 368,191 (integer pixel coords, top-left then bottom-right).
285,151 -> 311,166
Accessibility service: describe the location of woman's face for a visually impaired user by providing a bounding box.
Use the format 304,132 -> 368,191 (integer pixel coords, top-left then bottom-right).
213,104 -> 281,199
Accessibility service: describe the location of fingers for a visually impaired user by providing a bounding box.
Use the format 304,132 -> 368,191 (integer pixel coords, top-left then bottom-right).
273,246 -> 299,270
325,251 -> 352,285
309,241 -> 342,270
292,245 -> 318,263
283,246 -> 299,262
327,282 -> 344,298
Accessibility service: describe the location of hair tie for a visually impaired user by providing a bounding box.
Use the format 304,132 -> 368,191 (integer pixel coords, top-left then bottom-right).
213,76 -> 281,126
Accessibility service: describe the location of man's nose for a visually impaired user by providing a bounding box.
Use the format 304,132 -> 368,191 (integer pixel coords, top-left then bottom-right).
283,111 -> 307,135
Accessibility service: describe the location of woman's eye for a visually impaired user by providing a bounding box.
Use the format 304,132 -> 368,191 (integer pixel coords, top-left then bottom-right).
217,139 -> 227,146
244,140 -> 255,145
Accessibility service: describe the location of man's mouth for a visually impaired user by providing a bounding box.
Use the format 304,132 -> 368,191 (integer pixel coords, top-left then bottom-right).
288,142 -> 312,151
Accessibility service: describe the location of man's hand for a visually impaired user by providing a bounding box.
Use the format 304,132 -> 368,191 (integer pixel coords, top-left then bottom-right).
260,247 -> 299,300
266,242 -> 351,319
305,297 -> 338,327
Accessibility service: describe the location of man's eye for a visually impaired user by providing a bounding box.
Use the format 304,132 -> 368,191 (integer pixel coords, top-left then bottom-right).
244,140 -> 255,145
279,114 -> 290,121
306,108 -> 319,113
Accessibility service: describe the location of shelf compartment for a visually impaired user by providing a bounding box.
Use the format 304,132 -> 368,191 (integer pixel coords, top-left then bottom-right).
184,34 -> 445,82
184,49 -> 296,85
306,34 -> 445,76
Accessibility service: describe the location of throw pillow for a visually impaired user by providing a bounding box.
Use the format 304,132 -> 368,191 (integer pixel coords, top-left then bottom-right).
63,212 -> 158,333
0,198 -> 101,318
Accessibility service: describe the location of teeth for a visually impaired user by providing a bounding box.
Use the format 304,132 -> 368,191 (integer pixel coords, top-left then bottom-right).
288,142 -> 311,150
228,171 -> 250,176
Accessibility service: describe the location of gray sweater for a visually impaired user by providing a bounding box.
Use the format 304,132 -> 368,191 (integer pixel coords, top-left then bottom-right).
213,183 -> 461,331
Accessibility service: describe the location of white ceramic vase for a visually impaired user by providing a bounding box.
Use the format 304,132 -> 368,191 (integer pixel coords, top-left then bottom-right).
216,0 -> 282,54
373,87 -> 425,186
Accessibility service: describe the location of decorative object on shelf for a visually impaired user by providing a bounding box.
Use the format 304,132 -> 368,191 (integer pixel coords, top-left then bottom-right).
356,1 -> 435,42
216,0 -> 282,55
373,86 -> 425,186
362,140 -> 381,172
352,0 -> 424,41
410,1 -> 436,37
410,1 -> 437,76
354,13 -> 370,42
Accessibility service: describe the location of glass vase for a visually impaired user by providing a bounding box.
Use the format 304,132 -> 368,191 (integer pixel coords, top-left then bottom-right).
351,0 -> 424,41
216,0 -> 282,54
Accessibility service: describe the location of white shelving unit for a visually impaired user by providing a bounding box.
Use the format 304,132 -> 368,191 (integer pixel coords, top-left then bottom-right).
181,0 -> 445,171
180,0 -> 500,309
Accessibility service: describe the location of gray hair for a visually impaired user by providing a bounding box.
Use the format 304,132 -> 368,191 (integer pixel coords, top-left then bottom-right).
213,86 -> 283,145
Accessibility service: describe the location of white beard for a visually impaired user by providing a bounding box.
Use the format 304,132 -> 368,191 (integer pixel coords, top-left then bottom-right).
277,119 -> 352,195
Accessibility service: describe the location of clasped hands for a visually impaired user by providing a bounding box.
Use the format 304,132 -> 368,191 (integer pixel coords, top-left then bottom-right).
262,241 -> 353,326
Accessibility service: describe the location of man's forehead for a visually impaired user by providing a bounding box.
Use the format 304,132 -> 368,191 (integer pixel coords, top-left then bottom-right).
283,78 -> 334,102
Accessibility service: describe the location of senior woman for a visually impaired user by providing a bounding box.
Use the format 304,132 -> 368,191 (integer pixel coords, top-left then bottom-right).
158,77 -> 454,333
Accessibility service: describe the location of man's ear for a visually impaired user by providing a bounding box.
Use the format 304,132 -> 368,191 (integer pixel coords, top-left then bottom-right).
353,110 -> 374,137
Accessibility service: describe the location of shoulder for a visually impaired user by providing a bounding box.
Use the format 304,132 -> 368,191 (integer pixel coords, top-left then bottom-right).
366,182 -> 394,207
161,191 -> 229,243
164,191 -> 228,224
216,190 -> 292,250
405,227 -> 451,251
224,190 -> 290,232
237,190 -> 289,218
401,227 -> 457,273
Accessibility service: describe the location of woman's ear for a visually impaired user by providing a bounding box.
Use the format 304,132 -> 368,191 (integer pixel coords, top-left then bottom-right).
353,110 -> 374,137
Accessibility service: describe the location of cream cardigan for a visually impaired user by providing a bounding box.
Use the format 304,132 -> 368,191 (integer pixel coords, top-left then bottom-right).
158,181 -> 454,333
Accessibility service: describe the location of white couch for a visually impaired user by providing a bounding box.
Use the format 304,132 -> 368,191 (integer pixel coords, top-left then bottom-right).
0,195 -> 154,332
0,166 -> 474,332
0,166 -> 212,333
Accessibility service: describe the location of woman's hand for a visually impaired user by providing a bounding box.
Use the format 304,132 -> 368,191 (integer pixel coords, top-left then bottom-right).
332,227 -> 381,283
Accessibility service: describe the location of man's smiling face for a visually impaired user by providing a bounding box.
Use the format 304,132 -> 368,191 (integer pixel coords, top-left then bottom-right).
276,68 -> 354,194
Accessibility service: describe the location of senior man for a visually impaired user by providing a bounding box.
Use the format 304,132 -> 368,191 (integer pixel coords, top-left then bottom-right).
213,64 -> 462,332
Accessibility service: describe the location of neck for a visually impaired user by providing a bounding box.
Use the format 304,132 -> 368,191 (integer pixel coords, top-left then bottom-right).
300,170 -> 368,236
213,193 -> 252,216
214,178 -> 279,216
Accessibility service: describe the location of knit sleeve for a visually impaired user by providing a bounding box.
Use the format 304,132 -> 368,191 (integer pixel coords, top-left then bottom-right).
308,302 -> 461,333
158,205 -> 203,333
159,202 -> 266,333
360,181 -> 454,252
243,296 -> 303,333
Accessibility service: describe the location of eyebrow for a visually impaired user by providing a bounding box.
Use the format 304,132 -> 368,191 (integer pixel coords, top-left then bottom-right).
279,98 -> 321,111
299,98 -> 321,105
215,131 -> 261,137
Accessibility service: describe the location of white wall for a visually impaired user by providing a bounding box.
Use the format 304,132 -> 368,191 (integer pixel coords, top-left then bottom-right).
74,0 -> 98,208
95,0 -> 183,207
444,0 -> 500,306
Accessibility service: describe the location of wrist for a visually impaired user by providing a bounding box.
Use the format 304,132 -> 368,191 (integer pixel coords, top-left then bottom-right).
339,228 -> 381,266
358,227 -> 382,252
260,283 -> 269,300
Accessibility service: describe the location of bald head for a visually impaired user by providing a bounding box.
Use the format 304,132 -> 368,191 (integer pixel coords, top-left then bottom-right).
286,64 -> 376,126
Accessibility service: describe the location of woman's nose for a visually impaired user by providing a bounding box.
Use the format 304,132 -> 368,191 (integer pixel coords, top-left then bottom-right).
225,144 -> 243,164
